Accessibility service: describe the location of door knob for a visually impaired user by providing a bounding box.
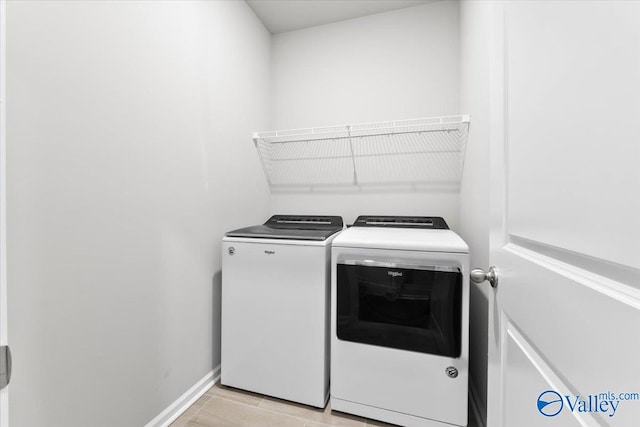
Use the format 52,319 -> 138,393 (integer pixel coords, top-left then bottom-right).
470,266 -> 498,288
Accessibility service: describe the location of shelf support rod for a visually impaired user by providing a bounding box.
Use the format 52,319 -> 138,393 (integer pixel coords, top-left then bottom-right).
346,125 -> 358,185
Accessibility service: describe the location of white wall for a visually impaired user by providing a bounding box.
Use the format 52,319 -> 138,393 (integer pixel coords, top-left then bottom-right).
6,1 -> 270,426
269,1 -> 461,228
459,0 -> 491,421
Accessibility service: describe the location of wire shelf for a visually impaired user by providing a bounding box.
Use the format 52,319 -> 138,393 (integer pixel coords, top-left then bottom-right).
253,115 -> 470,192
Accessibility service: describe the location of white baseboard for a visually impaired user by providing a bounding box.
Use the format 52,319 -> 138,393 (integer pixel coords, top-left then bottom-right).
469,378 -> 487,427
145,365 -> 220,427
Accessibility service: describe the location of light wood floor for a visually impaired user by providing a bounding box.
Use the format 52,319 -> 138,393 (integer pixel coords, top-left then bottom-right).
170,381 -> 477,427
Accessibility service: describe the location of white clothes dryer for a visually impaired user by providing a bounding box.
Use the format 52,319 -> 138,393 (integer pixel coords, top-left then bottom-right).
222,215 -> 344,408
331,216 -> 470,426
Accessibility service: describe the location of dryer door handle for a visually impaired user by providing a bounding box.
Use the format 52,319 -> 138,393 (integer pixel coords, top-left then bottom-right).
340,259 -> 458,273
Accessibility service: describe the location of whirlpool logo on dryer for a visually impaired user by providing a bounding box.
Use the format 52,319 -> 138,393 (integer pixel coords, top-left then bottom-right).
387,270 -> 403,277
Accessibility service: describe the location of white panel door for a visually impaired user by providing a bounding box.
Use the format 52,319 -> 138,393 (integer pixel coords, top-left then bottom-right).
486,2 -> 640,427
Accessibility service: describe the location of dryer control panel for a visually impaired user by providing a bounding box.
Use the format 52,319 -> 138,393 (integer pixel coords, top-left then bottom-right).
353,216 -> 449,229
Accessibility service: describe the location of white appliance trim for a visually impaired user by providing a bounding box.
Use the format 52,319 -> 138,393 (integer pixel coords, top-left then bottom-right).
144,366 -> 220,427
222,235 -> 338,247
332,397 -> 456,427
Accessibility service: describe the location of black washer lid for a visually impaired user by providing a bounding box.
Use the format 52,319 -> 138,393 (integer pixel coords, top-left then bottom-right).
352,215 -> 449,229
225,215 -> 344,241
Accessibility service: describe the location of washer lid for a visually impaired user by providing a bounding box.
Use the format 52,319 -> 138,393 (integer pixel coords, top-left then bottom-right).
225,215 -> 344,241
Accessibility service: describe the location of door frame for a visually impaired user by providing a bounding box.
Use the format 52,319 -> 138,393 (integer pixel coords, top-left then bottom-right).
0,0 -> 8,424
486,2 -> 507,426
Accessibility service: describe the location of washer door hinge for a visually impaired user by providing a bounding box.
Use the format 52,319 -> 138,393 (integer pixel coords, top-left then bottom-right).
0,345 -> 11,390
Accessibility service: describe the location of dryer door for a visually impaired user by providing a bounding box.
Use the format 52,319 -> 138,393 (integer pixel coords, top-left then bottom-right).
336,260 -> 461,357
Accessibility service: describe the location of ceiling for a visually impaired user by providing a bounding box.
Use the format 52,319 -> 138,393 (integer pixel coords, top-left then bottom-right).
246,0 -> 435,34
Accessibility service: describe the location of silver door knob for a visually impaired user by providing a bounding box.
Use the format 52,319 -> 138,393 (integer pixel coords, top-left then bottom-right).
470,266 -> 498,288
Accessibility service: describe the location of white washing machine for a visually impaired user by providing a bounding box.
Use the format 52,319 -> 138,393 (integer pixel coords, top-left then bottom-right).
331,216 -> 469,427
221,215 -> 344,408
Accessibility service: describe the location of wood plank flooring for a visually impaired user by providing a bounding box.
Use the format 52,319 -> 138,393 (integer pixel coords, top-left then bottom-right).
170,381 -> 477,427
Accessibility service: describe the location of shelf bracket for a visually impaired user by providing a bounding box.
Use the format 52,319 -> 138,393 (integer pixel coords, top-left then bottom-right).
346,125 -> 359,185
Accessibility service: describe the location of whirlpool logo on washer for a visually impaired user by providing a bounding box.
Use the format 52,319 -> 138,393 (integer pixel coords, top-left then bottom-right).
387,271 -> 403,277
264,250 -> 276,255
